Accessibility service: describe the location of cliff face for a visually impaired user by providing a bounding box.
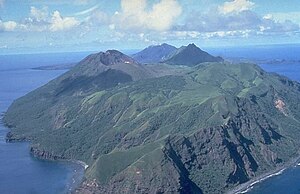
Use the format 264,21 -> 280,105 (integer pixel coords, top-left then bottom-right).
4,50 -> 300,193
30,147 -> 65,160
75,95 -> 291,194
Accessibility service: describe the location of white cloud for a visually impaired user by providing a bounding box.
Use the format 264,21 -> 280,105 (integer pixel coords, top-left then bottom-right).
149,0 -> 182,31
219,0 -> 255,14
270,12 -> 300,25
173,31 -> 200,38
203,30 -> 253,38
50,11 -> 80,31
0,45 -> 8,49
179,3 -> 300,38
109,24 -> 115,30
74,4 -> 100,16
263,14 -> 273,20
0,6 -> 92,33
86,10 -> 109,25
0,21 -> 17,31
30,6 -> 48,22
114,0 -> 182,31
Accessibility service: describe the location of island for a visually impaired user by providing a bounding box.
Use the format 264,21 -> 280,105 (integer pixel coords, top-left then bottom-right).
4,44 -> 300,194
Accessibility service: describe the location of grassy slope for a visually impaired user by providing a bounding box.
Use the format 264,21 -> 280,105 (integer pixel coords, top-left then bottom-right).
4,62 -> 300,193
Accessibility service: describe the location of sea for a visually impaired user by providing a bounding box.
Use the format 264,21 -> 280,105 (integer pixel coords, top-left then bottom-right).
0,52 -> 91,194
207,44 -> 300,82
0,45 -> 299,194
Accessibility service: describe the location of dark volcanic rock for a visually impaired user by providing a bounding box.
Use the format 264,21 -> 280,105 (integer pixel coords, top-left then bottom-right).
30,147 -> 65,161
5,131 -> 28,142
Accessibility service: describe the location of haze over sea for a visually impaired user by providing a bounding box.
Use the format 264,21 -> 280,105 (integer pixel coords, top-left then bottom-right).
0,44 -> 300,193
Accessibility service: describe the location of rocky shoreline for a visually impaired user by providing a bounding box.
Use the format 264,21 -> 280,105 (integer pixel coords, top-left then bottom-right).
5,131 -> 30,143
227,154 -> 300,194
30,147 -> 89,169
6,130 -> 300,194
30,146 -> 91,193
5,131 -> 88,193
30,146 -> 65,160
4,123 -> 300,194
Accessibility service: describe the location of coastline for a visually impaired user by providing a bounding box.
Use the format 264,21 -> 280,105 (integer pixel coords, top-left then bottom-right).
227,154 -> 300,194
5,126 -> 300,194
30,147 -> 89,192
0,52 -> 96,193
29,146 -> 88,169
30,150 -> 88,193
65,160 -> 86,194
30,145 -> 88,193
4,130 -> 87,193
4,121 -> 300,194
70,160 -> 89,170
1,116 -> 86,194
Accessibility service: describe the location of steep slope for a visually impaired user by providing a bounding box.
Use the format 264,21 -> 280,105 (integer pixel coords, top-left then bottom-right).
47,50 -> 157,99
132,43 -> 177,64
66,49 -> 155,81
163,43 -> 224,66
4,60 -> 300,193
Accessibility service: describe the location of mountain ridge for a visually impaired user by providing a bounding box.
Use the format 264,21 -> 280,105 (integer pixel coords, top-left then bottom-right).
132,43 -> 177,64
162,43 -> 224,66
4,48 -> 300,194
132,43 -> 223,66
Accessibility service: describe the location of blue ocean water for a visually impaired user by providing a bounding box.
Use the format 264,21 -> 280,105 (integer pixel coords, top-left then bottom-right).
247,166 -> 300,194
206,44 -> 300,62
208,44 -> 300,82
0,52 -> 90,194
0,52 -> 92,71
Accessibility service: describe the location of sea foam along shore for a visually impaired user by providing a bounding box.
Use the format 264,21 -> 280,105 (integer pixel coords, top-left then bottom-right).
238,169 -> 285,194
71,160 -> 89,170
227,154 -> 300,194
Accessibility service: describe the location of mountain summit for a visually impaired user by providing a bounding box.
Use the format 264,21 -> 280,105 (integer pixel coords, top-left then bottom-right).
132,43 -> 177,64
69,49 -> 156,81
132,43 -> 224,66
5,48 -> 300,193
163,43 -> 224,66
86,50 -> 137,66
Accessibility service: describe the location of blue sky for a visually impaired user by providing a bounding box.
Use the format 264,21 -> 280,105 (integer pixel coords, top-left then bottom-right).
0,0 -> 300,53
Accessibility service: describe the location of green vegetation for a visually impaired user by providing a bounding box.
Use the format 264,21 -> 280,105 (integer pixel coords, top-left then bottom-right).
4,50 -> 300,193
